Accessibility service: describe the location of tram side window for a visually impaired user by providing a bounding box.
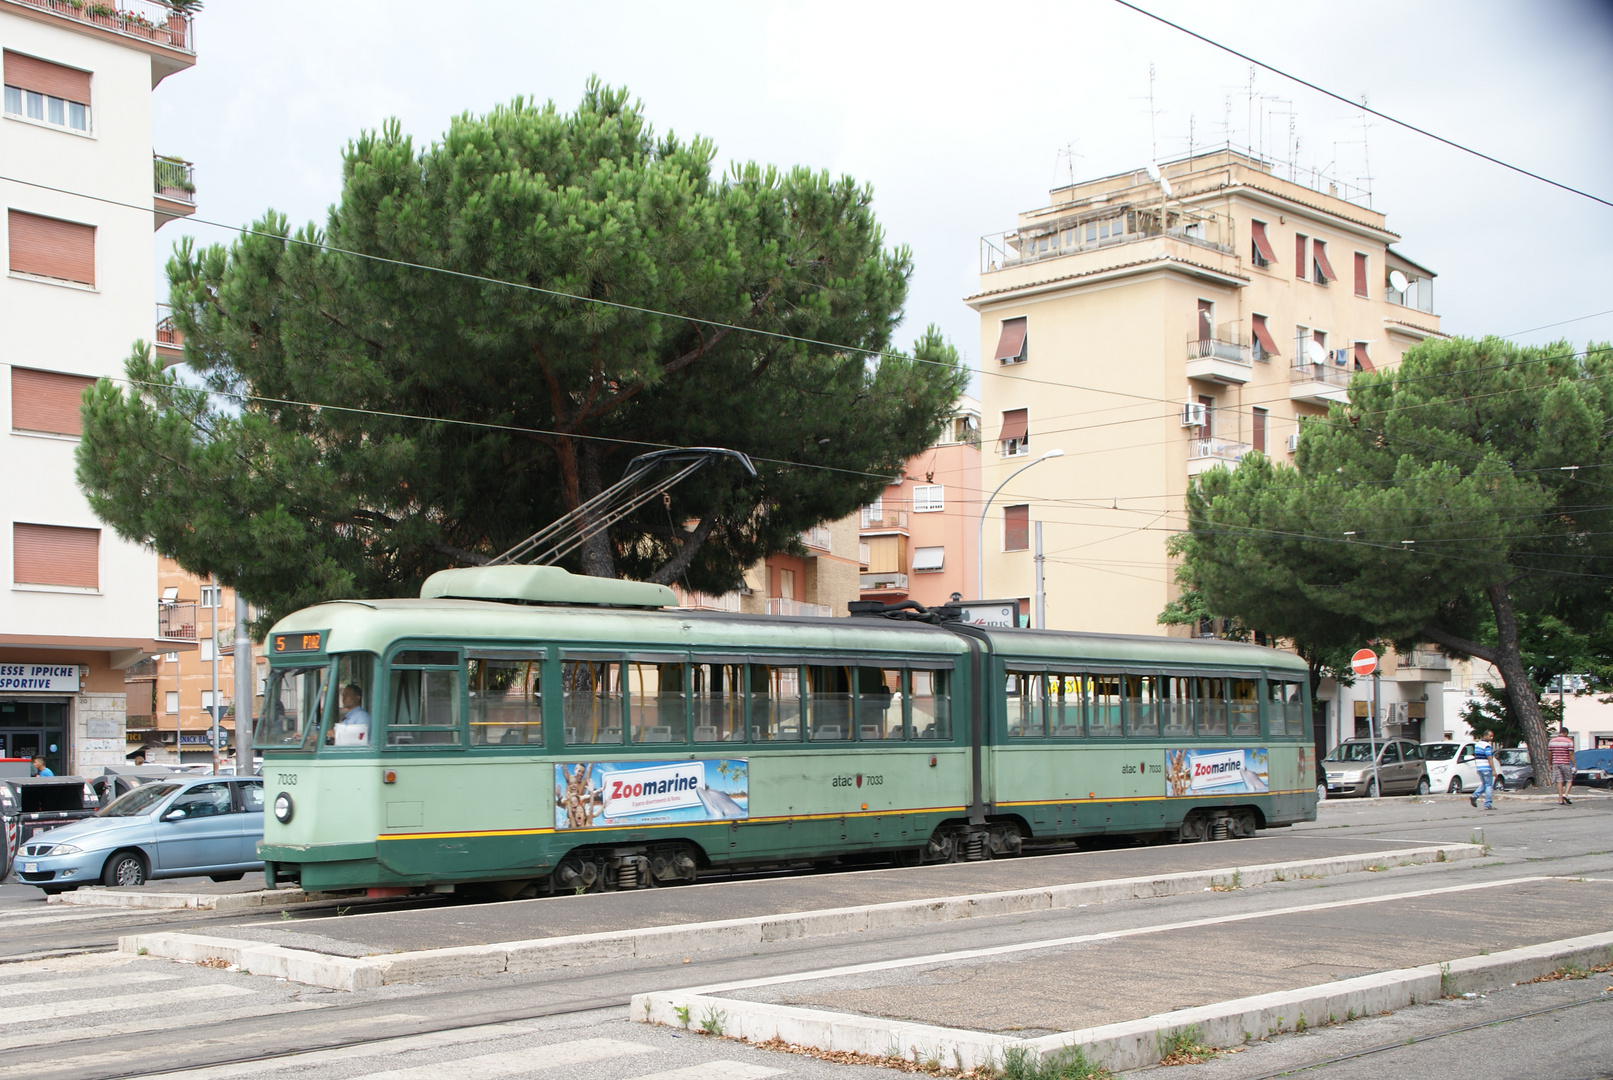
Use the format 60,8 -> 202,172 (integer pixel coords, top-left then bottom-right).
910,670 -> 951,741
1125,674 -> 1159,737
468,659 -> 542,746
856,668 -> 904,740
1006,671 -> 1045,738
1268,680 -> 1304,736
562,660 -> 623,745
1230,678 -> 1261,736
630,661 -> 687,744
386,652 -> 462,747
328,654 -> 375,747
1160,676 -> 1194,738
749,664 -> 801,742
806,666 -> 852,741
1196,677 -> 1229,736
1050,674 -> 1084,737
256,665 -> 328,749
1089,675 -> 1123,737
692,663 -> 744,742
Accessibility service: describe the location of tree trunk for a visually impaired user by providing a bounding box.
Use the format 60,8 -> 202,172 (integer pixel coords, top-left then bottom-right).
646,514 -> 719,586
1485,582 -> 1553,786
576,439 -> 617,579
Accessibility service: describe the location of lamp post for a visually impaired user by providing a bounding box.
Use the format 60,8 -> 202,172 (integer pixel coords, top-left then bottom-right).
977,448 -> 1065,603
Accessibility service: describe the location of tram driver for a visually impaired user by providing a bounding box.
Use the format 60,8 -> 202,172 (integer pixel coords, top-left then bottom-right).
334,683 -> 372,745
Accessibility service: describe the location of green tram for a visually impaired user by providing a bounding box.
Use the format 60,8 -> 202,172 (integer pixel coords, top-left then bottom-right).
256,566 -> 1316,894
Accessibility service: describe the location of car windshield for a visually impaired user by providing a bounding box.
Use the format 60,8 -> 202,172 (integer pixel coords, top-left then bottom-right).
1325,743 -> 1379,762
1495,749 -> 1530,765
1422,744 -> 1458,760
256,664 -> 329,749
96,782 -> 181,817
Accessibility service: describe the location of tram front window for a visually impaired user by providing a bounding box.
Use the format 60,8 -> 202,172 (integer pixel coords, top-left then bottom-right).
257,666 -> 329,749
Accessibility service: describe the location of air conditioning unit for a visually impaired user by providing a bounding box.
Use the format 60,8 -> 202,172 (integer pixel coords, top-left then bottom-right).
1286,432 -> 1300,453
1181,402 -> 1208,428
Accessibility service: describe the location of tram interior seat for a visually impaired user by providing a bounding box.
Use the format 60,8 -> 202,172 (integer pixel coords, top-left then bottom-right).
693,725 -> 718,742
499,730 -> 523,744
811,726 -> 844,741
1053,725 -> 1082,737
642,726 -> 672,742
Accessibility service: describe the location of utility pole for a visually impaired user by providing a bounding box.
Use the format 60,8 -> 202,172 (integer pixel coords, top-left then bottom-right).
1033,521 -> 1045,630
1370,670 -> 1382,798
208,574 -> 220,772
234,592 -> 252,777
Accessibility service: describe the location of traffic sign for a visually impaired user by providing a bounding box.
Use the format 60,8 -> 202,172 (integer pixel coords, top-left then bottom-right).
1351,648 -> 1378,676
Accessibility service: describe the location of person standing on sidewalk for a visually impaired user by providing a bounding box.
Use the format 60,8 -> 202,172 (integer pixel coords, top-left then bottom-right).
1549,726 -> 1576,805
1470,730 -> 1496,810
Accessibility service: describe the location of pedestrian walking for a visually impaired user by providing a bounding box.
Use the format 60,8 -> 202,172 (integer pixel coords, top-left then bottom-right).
1549,726 -> 1576,805
1469,730 -> 1495,810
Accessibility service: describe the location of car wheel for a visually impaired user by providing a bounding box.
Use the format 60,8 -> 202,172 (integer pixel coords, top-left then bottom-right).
1417,776 -> 1431,796
1316,783 -> 1327,802
1524,777 -> 1535,788
1448,778 -> 1463,793
209,872 -> 244,882
102,851 -> 147,888
1366,777 -> 1379,799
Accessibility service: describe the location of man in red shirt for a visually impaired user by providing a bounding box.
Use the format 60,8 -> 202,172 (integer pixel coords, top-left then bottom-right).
1549,726 -> 1576,805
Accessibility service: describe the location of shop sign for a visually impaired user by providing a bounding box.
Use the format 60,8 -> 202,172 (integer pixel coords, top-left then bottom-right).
0,663 -> 81,692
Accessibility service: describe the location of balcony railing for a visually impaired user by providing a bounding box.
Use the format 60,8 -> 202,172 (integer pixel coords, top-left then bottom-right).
154,154 -> 195,203
157,601 -> 197,640
1186,335 -> 1251,364
981,204 -> 1230,273
860,572 -> 909,592
8,0 -> 195,52
1290,362 -> 1352,389
765,598 -> 831,617
801,526 -> 832,551
1189,438 -> 1250,464
679,590 -> 743,612
860,507 -> 909,530
1385,279 -> 1435,315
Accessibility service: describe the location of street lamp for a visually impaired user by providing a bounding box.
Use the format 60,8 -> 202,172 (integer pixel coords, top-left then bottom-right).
977,448 -> 1065,603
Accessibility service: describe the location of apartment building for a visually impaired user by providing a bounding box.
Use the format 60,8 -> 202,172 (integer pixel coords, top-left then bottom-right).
0,0 -> 196,775
968,148 -> 1447,747
859,396 -> 981,610
675,509 -> 863,619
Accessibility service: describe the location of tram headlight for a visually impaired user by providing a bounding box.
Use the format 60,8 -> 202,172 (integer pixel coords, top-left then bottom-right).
273,792 -> 294,824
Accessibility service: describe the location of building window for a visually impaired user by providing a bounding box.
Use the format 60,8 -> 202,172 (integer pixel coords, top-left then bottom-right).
165,691 -> 179,714
200,585 -> 222,608
8,210 -> 95,286
1354,342 -> 1375,372
1294,233 -> 1307,280
999,408 -> 1029,456
913,485 -> 944,513
1197,299 -> 1214,343
13,523 -> 98,589
912,546 -> 945,572
1252,407 -> 1268,454
163,652 -> 179,663
1197,395 -> 1216,437
201,690 -> 215,711
993,317 -> 1028,365
1003,504 -> 1029,552
1312,239 -> 1336,285
1250,220 -> 1276,268
1251,314 -> 1279,361
778,568 -> 795,600
9,367 -> 95,436
3,51 -> 92,133
199,638 -> 214,663
1353,252 -> 1369,297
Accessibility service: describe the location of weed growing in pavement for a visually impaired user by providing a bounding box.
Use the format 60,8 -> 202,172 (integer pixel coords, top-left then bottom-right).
672,1004 -> 690,1028
1346,1009 -> 1357,1022
1210,870 -> 1244,892
1001,1044 -> 1111,1080
1366,864 -> 1388,873
1436,850 -> 1448,862
697,1005 -> 727,1036
1295,1016 -> 1308,1032
135,947 -> 147,956
279,910 -> 292,921
1440,962 -> 1455,996
1479,947 -> 1489,955
336,905 -> 351,917
1157,1025 -> 1218,1065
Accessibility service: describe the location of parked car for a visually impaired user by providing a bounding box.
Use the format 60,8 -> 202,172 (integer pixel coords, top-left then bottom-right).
1323,738 -> 1430,798
15,776 -> 265,894
1574,748 -> 1613,788
1421,741 -> 1483,794
1494,747 -> 1534,790
89,765 -> 191,807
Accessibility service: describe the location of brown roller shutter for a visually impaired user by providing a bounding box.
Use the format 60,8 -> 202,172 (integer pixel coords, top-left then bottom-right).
8,211 -> 95,285
1313,240 -> 1337,283
1003,505 -> 1029,552
1251,315 -> 1280,357
13,523 -> 99,589
993,317 -> 1028,363
11,367 -> 94,435
1250,221 -> 1277,264
1354,342 -> 1375,372
1294,234 -> 1307,279
999,408 -> 1028,442
1354,252 -> 1369,297
3,50 -> 91,103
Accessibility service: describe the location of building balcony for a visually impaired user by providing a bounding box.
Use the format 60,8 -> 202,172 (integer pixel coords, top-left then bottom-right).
860,572 -> 909,594
801,525 -> 832,552
1186,438 -> 1250,476
4,0 -> 196,79
677,590 -> 743,612
1289,362 -> 1352,406
860,507 -> 909,532
154,303 -> 184,366
153,153 -> 195,229
765,598 -> 831,617
1393,649 -> 1452,683
980,205 -> 1231,274
1186,335 -> 1252,384
156,601 -> 197,641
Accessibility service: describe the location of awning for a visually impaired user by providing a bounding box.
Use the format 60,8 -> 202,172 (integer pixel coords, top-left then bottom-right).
993,317 -> 1028,363
1251,316 -> 1280,357
1354,342 -> 1375,372
999,408 -> 1028,442
913,546 -> 945,572
1251,221 -> 1277,264
1313,241 -> 1337,282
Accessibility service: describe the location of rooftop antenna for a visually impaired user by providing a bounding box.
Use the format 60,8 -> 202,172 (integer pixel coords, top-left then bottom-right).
1148,62 -> 1159,163
1054,141 -> 1083,188
1358,94 -> 1375,209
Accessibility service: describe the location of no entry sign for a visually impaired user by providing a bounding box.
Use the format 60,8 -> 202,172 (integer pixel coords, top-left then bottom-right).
1351,649 -> 1379,677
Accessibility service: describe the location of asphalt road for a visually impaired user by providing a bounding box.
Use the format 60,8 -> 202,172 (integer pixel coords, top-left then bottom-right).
0,793 -> 1607,1080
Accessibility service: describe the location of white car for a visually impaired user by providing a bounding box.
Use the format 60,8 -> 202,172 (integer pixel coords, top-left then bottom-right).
1421,741 -> 1483,794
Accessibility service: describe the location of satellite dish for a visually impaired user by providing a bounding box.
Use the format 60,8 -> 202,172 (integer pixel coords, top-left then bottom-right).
1146,162 -> 1161,181
1304,339 -> 1329,366
1388,269 -> 1410,294
1146,162 -> 1173,198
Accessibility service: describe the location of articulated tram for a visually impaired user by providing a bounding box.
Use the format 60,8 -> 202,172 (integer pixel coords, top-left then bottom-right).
256,566 -> 1315,894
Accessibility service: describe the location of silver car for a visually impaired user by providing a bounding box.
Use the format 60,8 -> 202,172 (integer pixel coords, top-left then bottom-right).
15,776 -> 264,894
1324,738 -> 1430,798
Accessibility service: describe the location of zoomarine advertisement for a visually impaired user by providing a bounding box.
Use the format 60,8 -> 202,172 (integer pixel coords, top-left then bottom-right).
1165,747 -> 1269,797
554,758 -> 749,830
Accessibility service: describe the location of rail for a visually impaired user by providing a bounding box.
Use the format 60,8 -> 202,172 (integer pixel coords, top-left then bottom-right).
154,154 -> 195,202
6,0 -> 194,52
1290,363 -> 1352,389
1189,438 -> 1250,464
157,601 -> 197,640
1187,336 -> 1251,364
860,508 -> 909,530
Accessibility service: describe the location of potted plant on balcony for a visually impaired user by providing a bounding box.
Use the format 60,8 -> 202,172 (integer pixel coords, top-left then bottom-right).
163,0 -> 202,46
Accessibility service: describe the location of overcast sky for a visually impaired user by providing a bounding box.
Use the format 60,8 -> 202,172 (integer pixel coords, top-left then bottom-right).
152,0 -> 1613,369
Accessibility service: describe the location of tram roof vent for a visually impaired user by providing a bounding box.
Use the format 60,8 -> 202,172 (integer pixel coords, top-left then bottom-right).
420,566 -> 677,609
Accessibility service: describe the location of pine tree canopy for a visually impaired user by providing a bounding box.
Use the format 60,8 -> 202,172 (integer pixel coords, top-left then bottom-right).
1173,335 -> 1613,783
77,81 -> 967,627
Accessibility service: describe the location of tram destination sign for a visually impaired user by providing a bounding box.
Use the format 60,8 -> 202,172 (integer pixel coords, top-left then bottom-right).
271,630 -> 327,655
0,663 -> 81,692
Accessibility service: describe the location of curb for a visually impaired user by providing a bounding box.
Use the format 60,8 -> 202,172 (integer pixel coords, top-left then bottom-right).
631,931 -> 1613,1074
119,843 -> 1478,991
52,886 -> 348,912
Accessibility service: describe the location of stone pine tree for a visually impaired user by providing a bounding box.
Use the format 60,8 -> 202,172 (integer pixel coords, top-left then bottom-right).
1174,336 -> 1613,785
76,82 -> 966,626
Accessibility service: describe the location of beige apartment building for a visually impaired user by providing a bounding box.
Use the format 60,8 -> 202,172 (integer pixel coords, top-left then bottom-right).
675,510 -> 863,619
1,0 -> 196,775
969,148 -> 1448,746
